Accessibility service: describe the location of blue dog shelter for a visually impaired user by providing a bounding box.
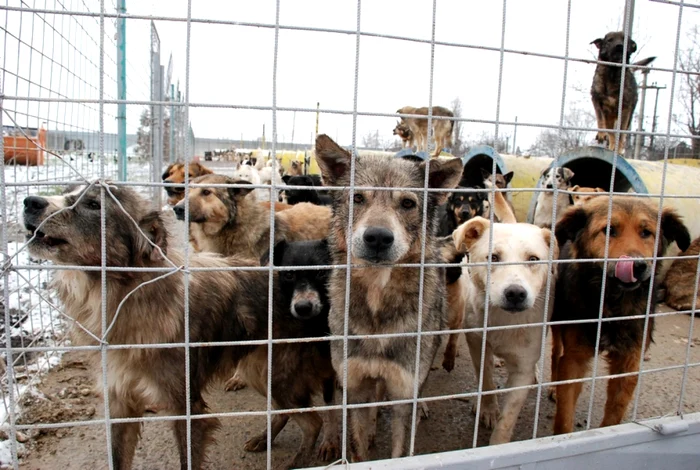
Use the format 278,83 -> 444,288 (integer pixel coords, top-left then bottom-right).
460,145 -> 508,187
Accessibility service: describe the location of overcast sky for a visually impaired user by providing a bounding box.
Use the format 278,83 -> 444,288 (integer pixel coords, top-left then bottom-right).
3,0 -> 699,153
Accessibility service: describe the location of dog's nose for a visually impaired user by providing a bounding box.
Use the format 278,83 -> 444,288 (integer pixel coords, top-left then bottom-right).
633,260 -> 648,280
173,205 -> 185,220
504,285 -> 527,305
293,300 -> 314,318
460,210 -> 470,221
363,227 -> 394,251
614,43 -> 624,53
24,196 -> 49,213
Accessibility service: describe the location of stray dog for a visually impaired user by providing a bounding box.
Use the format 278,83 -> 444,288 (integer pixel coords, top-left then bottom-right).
393,121 -> 414,148
591,31 -> 656,154
238,239 -> 340,469
233,163 -> 263,200
533,167 -> 575,228
570,185 -> 605,206
453,216 -> 559,444
173,174 -> 331,260
440,189 -> 489,231
286,160 -> 305,177
481,171 -> 516,222
663,236 -> 700,312
162,161 -> 213,206
397,106 -> 454,157
315,134 -> 463,460
282,175 -> 332,206
22,184 -> 279,469
551,196 -> 690,434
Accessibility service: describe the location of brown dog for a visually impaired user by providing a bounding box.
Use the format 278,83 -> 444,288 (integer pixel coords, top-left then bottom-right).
663,236 -> 700,312
570,185 -> 606,206
397,106 -> 454,157
162,161 -> 214,205
22,184 -> 281,469
590,32 -> 656,154
551,196 -> 690,435
393,121 -> 414,148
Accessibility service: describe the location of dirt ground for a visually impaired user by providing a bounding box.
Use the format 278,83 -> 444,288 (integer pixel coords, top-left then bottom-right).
9,305 -> 699,470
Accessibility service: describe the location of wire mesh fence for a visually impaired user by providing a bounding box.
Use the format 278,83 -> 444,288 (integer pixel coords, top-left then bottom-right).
1,0 -> 700,469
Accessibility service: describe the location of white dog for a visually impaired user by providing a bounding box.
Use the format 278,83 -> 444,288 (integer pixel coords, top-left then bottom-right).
453,217 -> 559,445
233,163 -> 263,200
533,167 -> 574,228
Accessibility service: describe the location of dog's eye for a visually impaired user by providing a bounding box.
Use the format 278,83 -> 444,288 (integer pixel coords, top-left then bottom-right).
640,229 -> 653,238
201,189 -> 211,196
603,226 -> 617,237
529,256 -> 540,262
281,271 -> 295,281
401,198 -> 416,209
489,254 -> 499,263
353,194 -> 364,205
86,200 -> 100,210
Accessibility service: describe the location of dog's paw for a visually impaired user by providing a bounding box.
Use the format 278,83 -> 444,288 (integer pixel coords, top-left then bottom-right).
494,357 -> 506,368
224,375 -> 247,392
318,436 -> 341,461
472,402 -> 499,429
442,354 -> 456,373
244,434 -> 268,452
548,386 -> 557,402
644,352 -> 652,362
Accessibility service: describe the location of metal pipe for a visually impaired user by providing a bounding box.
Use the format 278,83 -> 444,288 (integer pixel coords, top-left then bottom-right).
117,0 -> 127,180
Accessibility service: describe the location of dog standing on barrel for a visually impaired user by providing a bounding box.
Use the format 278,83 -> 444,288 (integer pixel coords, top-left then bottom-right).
590,31 -> 656,154
314,135 -> 463,461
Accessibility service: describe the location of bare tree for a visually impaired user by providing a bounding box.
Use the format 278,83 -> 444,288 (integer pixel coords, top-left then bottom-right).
679,25 -> 700,159
528,106 -> 596,157
361,130 -> 396,151
135,108 -> 151,159
450,97 -> 467,156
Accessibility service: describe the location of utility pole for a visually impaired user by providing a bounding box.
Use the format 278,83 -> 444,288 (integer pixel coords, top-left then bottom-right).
512,116 -> 518,154
648,82 -> 666,150
633,67 -> 650,159
315,102 -> 320,140
117,0 -> 127,180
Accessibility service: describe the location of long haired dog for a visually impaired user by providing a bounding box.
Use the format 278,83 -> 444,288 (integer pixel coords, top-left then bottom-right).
162,161 -> 213,206
453,217 -> 558,444
551,196 -> 690,435
591,31 -> 656,154
173,174 -> 330,260
396,106 -> 455,157
22,184 -> 277,469
238,239 -> 340,469
315,134 -> 463,461
533,167 -> 575,228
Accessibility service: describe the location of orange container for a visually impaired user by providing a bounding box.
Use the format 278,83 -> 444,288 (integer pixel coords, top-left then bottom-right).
3,126 -> 46,166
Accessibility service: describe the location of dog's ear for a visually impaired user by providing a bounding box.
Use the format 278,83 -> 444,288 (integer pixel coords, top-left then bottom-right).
595,187 -> 605,193
161,163 -> 174,181
540,166 -> 551,178
591,38 -> 603,49
570,184 -> 580,192
315,134 -> 352,184
540,227 -> 560,276
227,178 -> 254,199
562,168 -> 575,182
135,211 -> 169,263
629,39 -> 637,54
421,156 -> 463,191
282,174 -> 291,184
503,171 -> 514,185
661,207 -> 691,252
453,216 -> 489,253
262,239 -> 287,266
554,206 -> 587,247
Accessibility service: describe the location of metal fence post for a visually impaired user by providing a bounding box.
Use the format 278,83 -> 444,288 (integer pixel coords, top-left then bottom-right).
150,21 -> 162,207
117,0 -> 127,181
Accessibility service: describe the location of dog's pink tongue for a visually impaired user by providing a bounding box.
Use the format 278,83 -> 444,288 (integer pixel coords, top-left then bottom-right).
615,256 -> 637,283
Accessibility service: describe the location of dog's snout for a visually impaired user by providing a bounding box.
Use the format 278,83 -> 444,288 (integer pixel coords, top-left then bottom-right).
633,260 -> 648,280
363,227 -> 394,251
173,205 -> 185,220
24,196 -> 49,213
293,300 -> 314,318
545,184 -> 553,189
503,285 -> 528,311
614,43 -> 624,53
460,210 -> 470,220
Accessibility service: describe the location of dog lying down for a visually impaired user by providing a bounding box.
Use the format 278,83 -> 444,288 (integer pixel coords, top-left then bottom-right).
453,216 -> 559,445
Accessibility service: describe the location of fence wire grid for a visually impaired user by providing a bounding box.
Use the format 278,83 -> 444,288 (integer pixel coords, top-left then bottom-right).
2,0 -> 700,469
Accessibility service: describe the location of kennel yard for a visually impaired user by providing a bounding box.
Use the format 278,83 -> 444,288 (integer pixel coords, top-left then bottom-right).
3,0 -> 700,469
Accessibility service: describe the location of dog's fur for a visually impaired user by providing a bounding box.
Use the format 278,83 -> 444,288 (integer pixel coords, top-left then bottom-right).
286,160 -> 305,177
551,196 -> 690,434
591,32 -> 656,154
162,161 -> 214,206
233,164 -> 263,200
453,217 -> 559,444
314,134 -> 462,460
533,167 -> 575,228
236,239 -> 340,469
22,184 -> 279,469
173,174 -> 331,260
663,236 -> 700,312
282,175 -> 332,206
393,121 -> 414,148
570,185 -> 606,206
396,106 -> 455,157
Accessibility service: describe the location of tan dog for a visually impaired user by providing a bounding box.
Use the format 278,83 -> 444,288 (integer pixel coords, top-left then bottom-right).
161,161 -> 214,206
397,106 -> 454,157
392,121 -> 414,148
570,185 -> 606,206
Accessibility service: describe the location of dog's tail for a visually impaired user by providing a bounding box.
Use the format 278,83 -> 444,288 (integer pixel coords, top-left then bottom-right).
632,56 -> 656,70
